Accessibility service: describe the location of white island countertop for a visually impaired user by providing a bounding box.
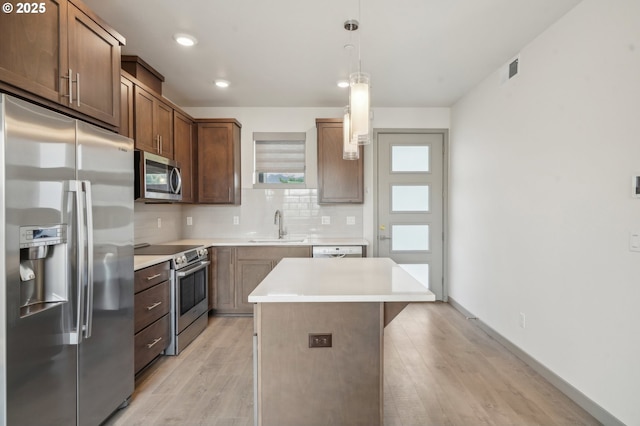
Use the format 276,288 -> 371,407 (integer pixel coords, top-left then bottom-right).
248,257 -> 435,303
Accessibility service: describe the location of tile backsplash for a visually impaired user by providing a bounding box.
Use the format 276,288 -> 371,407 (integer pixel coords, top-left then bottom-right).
182,188 -> 364,240
134,202 -> 183,245
134,189 -> 364,244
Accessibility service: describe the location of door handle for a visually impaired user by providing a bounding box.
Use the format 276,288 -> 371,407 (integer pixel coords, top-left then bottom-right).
379,235 -> 391,240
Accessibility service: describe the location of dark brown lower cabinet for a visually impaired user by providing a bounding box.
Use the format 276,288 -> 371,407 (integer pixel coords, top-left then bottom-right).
211,246 -> 310,315
210,247 -> 236,314
134,262 -> 171,374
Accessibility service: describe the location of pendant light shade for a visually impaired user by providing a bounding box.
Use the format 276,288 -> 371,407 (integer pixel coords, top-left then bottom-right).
349,72 -> 370,145
343,106 -> 359,160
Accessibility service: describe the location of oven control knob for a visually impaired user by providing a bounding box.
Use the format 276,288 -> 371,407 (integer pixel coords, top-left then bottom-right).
175,257 -> 182,265
198,249 -> 206,257
181,255 -> 187,264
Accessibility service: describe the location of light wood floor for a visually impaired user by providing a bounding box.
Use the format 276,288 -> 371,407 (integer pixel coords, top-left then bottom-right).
104,303 -> 599,426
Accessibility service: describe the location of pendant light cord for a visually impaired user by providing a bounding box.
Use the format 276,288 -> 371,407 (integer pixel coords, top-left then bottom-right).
358,0 -> 362,74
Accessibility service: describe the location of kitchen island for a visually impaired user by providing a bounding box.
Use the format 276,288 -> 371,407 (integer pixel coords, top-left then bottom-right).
248,257 -> 435,426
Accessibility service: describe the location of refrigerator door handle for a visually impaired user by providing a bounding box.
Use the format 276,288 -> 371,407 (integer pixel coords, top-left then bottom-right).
66,180 -> 85,345
82,180 -> 95,339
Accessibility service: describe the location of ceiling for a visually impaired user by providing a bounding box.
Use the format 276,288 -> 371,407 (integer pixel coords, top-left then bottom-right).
83,0 -> 582,108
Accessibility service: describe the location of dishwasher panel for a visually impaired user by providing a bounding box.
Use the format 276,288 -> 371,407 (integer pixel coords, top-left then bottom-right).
311,246 -> 363,258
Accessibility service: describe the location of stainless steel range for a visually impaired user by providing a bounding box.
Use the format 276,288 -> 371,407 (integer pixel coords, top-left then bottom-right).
135,244 -> 210,355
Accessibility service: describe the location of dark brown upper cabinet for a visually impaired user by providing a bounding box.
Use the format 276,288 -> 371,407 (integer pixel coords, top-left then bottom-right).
0,0 -> 124,129
196,119 -> 242,205
173,110 -> 195,203
316,118 -> 364,204
134,85 -> 174,159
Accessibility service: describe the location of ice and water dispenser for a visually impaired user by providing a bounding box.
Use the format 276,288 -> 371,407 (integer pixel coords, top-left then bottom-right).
19,225 -> 68,317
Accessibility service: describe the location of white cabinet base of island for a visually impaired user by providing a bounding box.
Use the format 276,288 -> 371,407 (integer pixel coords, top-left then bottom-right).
249,258 -> 435,426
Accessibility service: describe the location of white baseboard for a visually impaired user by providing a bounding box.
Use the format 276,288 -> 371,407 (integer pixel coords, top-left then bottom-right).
447,297 -> 623,426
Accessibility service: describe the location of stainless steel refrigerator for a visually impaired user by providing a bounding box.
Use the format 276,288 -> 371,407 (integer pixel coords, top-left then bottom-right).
0,94 -> 134,425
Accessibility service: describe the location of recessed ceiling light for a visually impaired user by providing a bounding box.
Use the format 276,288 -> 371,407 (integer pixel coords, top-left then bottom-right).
337,80 -> 349,88
173,33 -> 198,47
215,80 -> 230,88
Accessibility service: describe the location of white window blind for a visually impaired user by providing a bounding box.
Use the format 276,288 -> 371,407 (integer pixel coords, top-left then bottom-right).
254,132 -> 306,186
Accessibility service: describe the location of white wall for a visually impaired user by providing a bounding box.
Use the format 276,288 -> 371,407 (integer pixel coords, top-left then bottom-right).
449,0 -> 640,424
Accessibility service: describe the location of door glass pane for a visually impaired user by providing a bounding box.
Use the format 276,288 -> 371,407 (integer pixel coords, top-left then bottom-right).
392,225 -> 429,251
392,185 -> 429,212
392,146 -> 430,172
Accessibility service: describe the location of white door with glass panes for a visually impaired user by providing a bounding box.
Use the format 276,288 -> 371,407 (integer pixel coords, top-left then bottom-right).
377,130 -> 445,300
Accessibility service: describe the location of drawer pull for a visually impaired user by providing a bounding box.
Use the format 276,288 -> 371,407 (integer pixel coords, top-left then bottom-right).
146,337 -> 163,349
146,301 -> 163,311
145,273 -> 162,281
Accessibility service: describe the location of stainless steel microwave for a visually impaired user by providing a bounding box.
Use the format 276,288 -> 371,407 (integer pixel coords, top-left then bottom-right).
135,151 -> 182,201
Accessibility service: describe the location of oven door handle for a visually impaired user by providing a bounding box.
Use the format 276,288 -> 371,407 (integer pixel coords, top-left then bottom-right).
176,260 -> 211,277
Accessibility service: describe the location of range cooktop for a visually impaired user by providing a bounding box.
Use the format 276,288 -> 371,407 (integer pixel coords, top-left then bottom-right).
134,244 -> 208,269
134,244 -> 202,256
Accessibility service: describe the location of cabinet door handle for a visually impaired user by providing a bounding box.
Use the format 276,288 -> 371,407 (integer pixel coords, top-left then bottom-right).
146,273 -> 162,281
75,72 -> 80,107
146,301 -> 162,311
61,68 -> 73,105
146,337 -> 162,349
160,135 -> 163,154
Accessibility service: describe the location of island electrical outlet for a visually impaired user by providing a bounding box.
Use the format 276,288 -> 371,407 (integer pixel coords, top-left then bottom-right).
309,333 -> 332,348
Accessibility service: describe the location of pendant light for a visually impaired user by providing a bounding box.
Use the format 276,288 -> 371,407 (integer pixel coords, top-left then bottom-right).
344,0 -> 371,148
343,106 -> 359,160
349,71 -> 370,145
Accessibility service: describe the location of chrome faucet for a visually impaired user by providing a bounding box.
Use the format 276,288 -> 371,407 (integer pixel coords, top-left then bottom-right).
274,209 -> 286,239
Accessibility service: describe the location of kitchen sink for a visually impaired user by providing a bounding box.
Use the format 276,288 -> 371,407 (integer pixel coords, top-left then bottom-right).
249,238 -> 308,244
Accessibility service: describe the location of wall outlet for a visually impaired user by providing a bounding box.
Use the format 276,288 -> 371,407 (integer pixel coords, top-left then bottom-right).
233,216 -> 240,225
308,333 -> 332,348
519,312 -> 526,329
321,216 -> 331,225
186,217 -> 193,226
157,218 -> 162,228
346,216 -> 356,225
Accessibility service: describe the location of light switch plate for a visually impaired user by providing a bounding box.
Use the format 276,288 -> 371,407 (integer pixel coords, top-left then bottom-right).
630,233 -> 640,252
186,217 -> 193,226
233,216 -> 240,225
346,216 -> 356,225
633,176 -> 640,198
321,216 -> 330,225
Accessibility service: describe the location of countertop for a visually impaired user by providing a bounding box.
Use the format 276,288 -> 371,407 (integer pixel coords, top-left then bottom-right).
247,257 -> 435,303
168,237 -> 369,247
134,237 -> 369,271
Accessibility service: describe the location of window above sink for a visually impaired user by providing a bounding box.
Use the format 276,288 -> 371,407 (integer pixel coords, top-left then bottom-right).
253,132 -> 306,189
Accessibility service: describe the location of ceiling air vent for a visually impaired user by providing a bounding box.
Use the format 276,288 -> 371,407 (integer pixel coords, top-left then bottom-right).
509,58 -> 519,79
500,54 -> 520,85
